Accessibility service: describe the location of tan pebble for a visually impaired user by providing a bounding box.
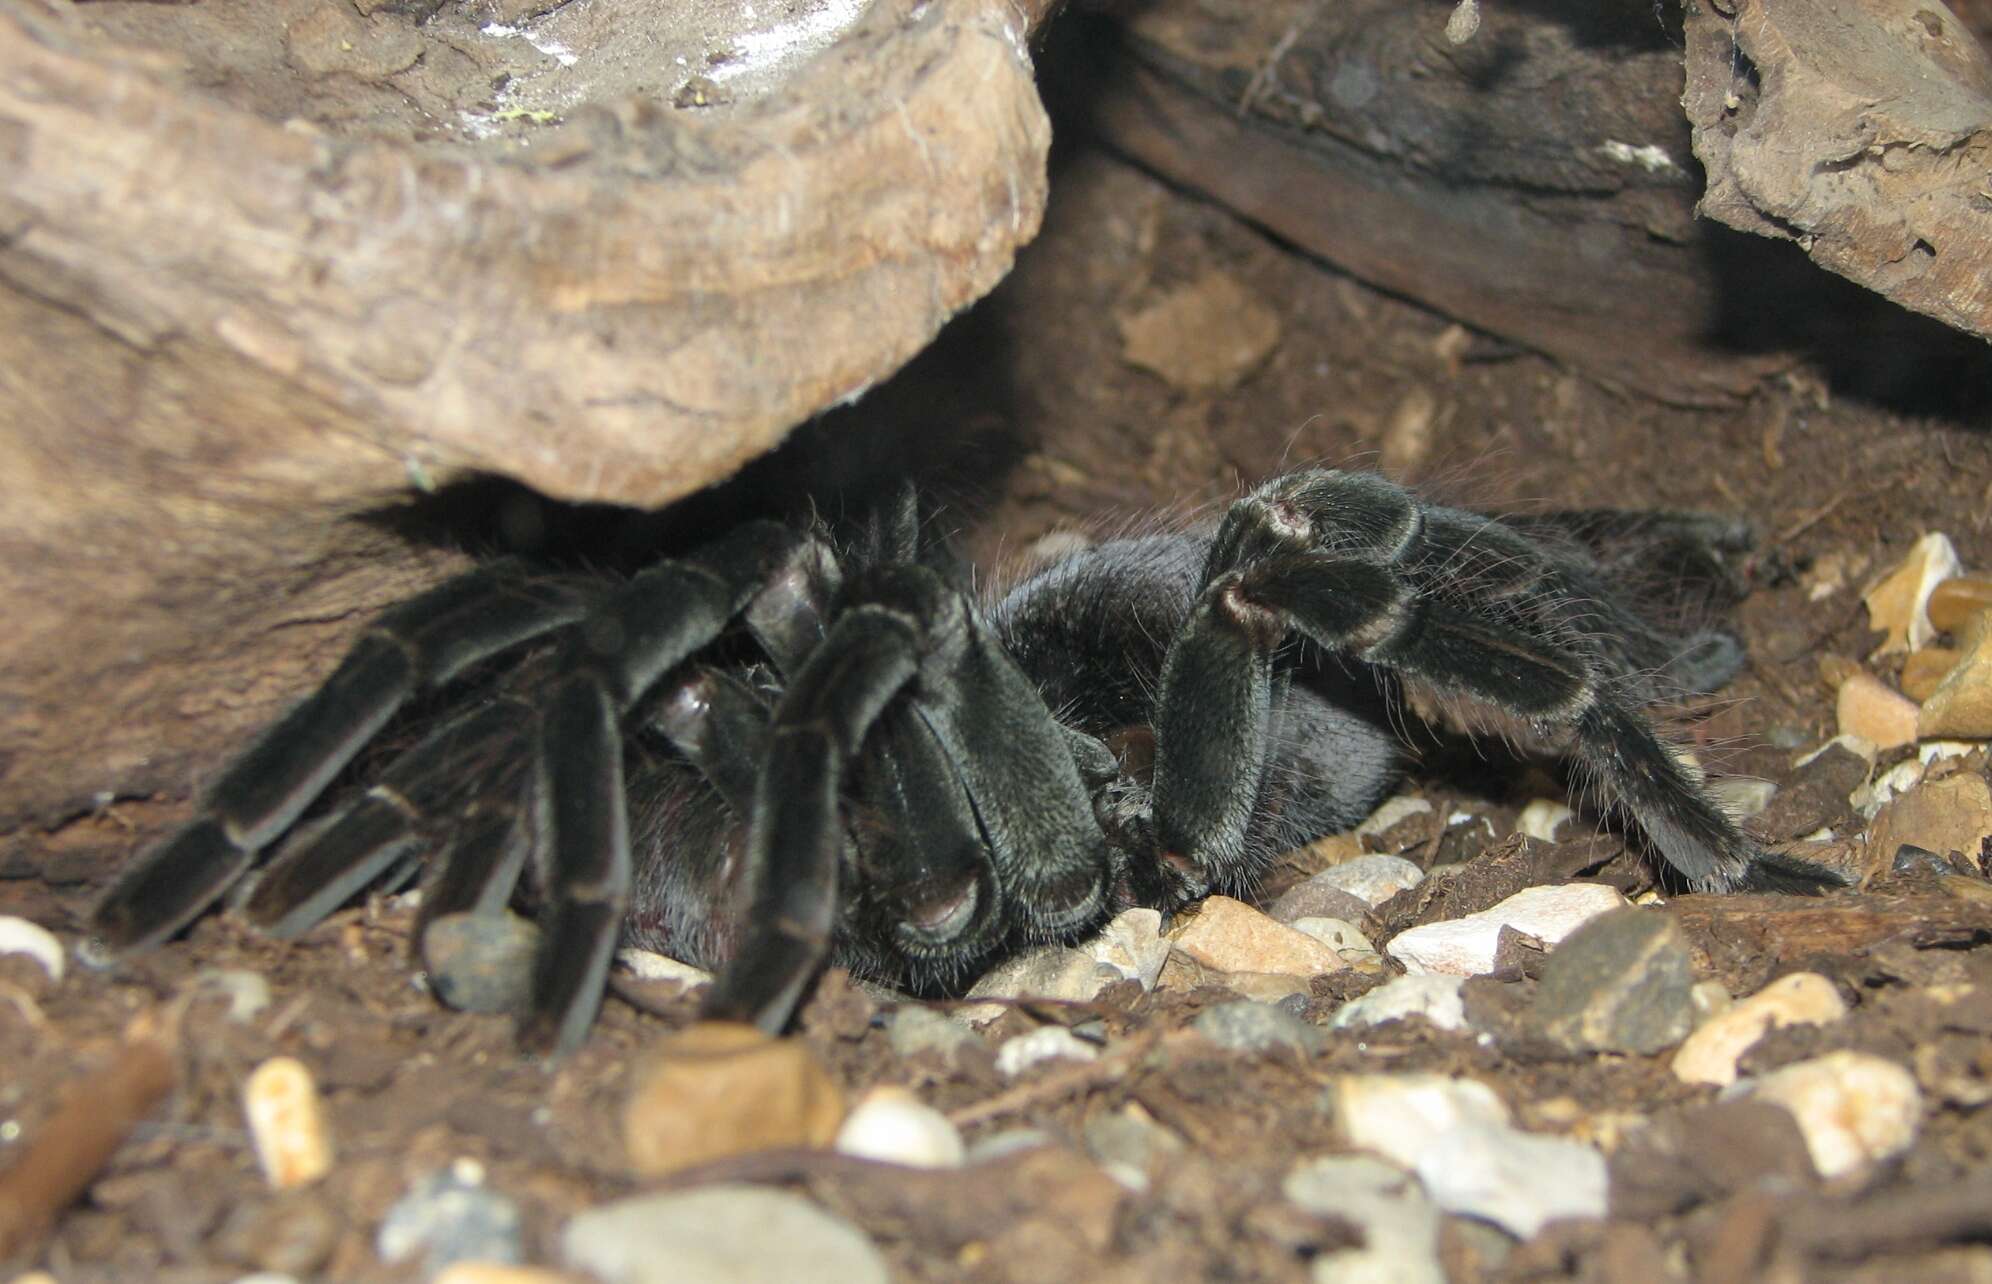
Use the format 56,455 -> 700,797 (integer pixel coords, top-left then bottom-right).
1835,672 -> 1918,749
1671,973 -> 1847,1087
1516,799 -> 1573,842
244,1056 -> 334,1189
1379,388 -> 1439,476
1118,271 -> 1280,394
432,1265 -> 591,1284
1900,647 -> 1964,702
1928,577 -> 1992,633
1864,532 -> 1961,655
1817,653 -> 1864,690
1169,896 -> 1348,978
1217,970 -> 1313,1004
623,1022 -> 845,1178
1918,610 -> 1992,739
1750,1051 -> 1921,1178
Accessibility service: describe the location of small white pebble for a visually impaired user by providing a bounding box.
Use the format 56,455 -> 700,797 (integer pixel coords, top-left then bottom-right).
1355,796 -> 1433,838
1330,974 -> 1469,1033
244,1057 -> 334,1188
834,1087 -> 964,1169
1332,1073 -> 1510,1168
1444,0 -> 1480,43
1515,799 -> 1574,842
995,1026 -> 1100,1077
614,949 -> 712,987
0,917 -> 63,981
1385,883 -> 1628,976
1671,973 -> 1847,1087
1746,1051 -> 1921,1178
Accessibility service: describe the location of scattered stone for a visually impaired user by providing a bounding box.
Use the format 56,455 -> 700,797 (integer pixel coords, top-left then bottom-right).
1744,1051 -> 1922,1179
1836,672 -> 1919,750
1217,970 -> 1314,1005
1864,531 -> 1960,655
886,1006 -> 981,1063
1193,1000 -> 1327,1056
563,1187 -> 888,1284
377,1160 -> 523,1272
431,1266 -> 590,1284
1082,1107 -> 1184,1193
244,1057 -> 334,1190
1171,896 -> 1348,978
422,912 -> 539,1014
1930,576 -> 1992,631
1515,799 -> 1574,842
1671,972 -> 1848,1087
1284,1155 -> 1444,1284
1313,854 -> 1427,908
0,917 -> 62,982
1290,917 -> 1380,961
1083,907 -> 1172,990
1919,610 -> 1992,738
832,1087 -> 963,1169
1118,270 -> 1281,394
1608,1099 -> 1818,1218
211,1192 -> 340,1276
1706,777 -> 1778,819
1415,1121 -> 1608,1238
191,969 -> 275,1022
964,1128 -> 1057,1165
994,1026 -> 1100,1077
1752,740 -> 1870,840
1690,980 -> 1734,1022
1332,1074 -> 1511,1166
1901,646 -> 1964,701
1356,795 -> 1436,839
614,949 -> 713,989
1855,756 -> 1928,818
1385,883 -> 1629,976
1379,387 -> 1440,476
1330,975 -> 1469,1034
1267,876 -> 1381,927
956,946 -> 1118,1025
1531,907 -> 1696,1055
622,1023 -> 845,1178
1867,772 -> 1992,874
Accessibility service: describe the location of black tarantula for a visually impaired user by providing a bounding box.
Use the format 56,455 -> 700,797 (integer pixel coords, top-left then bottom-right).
90,469 -> 1840,1054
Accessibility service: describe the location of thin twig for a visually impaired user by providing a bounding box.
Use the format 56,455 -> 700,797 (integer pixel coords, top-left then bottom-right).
947,1029 -> 1174,1130
0,1010 -> 178,1258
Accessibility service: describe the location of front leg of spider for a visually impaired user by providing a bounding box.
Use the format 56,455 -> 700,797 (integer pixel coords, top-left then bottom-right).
703,560 -> 1118,1032
1147,469 -> 1843,901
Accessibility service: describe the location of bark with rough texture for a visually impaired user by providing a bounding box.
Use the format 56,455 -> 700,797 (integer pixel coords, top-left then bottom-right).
0,0 -> 1050,837
1684,0 -> 1992,344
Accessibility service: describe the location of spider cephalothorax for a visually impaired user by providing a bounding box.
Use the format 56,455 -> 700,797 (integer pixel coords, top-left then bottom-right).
90,468 -> 1841,1054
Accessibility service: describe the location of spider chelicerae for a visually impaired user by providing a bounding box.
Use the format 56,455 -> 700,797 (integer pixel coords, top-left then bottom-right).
90,468 -> 1841,1054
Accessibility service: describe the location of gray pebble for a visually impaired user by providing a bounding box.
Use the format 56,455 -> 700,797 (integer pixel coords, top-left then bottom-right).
1312,854 -> 1425,908
213,1194 -> 339,1276
1531,906 -> 1695,1055
887,1005 -> 982,1061
1284,1155 -> 1443,1284
376,1161 -> 523,1271
1082,1107 -> 1184,1192
421,911 -> 540,1014
1192,1000 -> 1326,1055
564,1186 -> 888,1284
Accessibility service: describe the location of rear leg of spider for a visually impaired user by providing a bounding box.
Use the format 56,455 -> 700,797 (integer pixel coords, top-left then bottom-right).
1149,469 -> 1844,901
90,566 -> 591,958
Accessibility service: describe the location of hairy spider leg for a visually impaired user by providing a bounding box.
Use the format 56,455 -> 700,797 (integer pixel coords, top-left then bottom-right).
517,520 -> 810,1055
91,564 -> 592,956
704,561 -> 1118,1031
1151,469 -> 1841,899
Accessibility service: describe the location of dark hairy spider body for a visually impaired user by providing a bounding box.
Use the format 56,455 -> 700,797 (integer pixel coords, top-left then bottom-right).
90,468 -> 1841,1054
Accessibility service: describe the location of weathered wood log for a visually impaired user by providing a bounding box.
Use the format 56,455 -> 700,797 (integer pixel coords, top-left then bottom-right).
0,0 -> 1050,837
1059,0 -> 1794,405
1683,0 -> 1992,345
